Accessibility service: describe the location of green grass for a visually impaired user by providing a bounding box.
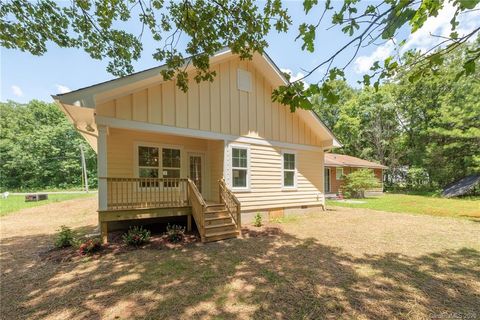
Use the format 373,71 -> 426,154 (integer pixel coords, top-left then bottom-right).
327,193 -> 480,220
0,193 -> 96,216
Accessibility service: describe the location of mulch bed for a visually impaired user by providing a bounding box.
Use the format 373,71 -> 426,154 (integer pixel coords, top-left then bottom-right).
39,232 -> 200,263
40,226 -> 281,263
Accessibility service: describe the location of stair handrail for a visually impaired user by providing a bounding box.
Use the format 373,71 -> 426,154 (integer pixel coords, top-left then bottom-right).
218,178 -> 241,232
187,178 -> 207,241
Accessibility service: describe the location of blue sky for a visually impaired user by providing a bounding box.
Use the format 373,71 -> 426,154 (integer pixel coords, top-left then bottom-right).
1,1 -> 479,103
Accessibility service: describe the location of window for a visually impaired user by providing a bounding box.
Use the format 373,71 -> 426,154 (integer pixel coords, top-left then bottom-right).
283,152 -> 296,188
162,148 -> 181,187
336,168 -> 344,180
232,147 -> 248,188
137,146 -> 181,187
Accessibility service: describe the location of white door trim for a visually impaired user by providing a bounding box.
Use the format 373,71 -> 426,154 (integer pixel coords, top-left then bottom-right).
187,152 -> 206,198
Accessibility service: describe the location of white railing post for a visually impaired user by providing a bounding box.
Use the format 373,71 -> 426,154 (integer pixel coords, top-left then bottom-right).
97,125 -> 108,211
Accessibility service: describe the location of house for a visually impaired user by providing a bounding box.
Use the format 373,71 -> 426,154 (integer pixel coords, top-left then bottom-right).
324,153 -> 387,195
53,48 -> 340,243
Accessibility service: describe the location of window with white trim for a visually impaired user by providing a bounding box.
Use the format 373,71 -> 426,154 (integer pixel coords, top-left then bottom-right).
336,168 -> 344,180
232,147 -> 248,188
283,152 -> 296,188
137,146 -> 180,187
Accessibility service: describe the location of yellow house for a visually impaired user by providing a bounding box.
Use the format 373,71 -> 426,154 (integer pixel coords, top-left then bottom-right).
53,48 -> 340,243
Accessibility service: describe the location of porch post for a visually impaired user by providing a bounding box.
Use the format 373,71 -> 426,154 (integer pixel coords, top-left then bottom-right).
97,125 -> 108,211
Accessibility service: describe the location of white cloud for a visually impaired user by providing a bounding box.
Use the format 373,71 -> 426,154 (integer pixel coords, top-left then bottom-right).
403,3 -> 480,53
352,3 -> 479,74
55,84 -> 71,94
280,68 -> 309,89
354,40 -> 396,74
11,85 -> 23,97
280,68 -> 305,82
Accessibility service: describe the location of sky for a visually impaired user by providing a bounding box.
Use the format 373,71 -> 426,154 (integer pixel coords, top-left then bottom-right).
1,1 -> 479,103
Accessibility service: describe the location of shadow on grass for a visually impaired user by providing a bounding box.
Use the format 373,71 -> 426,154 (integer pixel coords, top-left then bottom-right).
1,226 -> 479,319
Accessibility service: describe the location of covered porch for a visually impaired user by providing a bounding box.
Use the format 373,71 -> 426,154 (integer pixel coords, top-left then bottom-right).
97,126 -> 240,243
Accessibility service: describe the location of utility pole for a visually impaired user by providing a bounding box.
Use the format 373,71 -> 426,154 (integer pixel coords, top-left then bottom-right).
80,145 -> 89,193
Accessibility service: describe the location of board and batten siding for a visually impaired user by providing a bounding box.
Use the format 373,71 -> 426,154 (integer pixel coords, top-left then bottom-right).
96,56 -> 325,147
228,142 -> 325,211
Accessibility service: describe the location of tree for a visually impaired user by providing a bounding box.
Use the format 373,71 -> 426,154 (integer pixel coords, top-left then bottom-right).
0,100 -> 97,190
313,40 -> 479,189
393,39 -> 480,187
1,0 -> 478,109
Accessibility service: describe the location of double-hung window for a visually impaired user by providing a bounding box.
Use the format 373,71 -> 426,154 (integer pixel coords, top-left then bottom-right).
283,152 -> 296,188
336,168 -> 344,180
138,146 -> 181,187
232,146 -> 249,189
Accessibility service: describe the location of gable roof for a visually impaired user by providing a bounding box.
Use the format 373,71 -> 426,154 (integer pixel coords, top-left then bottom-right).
53,47 -> 340,149
325,153 -> 387,169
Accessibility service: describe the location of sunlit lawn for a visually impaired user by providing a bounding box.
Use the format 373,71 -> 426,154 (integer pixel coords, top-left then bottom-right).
0,193 -> 96,216
327,193 -> 480,220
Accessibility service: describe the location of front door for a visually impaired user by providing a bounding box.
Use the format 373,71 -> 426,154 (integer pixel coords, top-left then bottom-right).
324,168 -> 330,193
188,153 -> 204,194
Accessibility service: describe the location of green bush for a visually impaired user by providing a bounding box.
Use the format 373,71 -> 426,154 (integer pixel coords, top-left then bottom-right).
54,225 -> 77,248
341,169 -> 381,198
253,213 -> 262,227
165,224 -> 185,243
122,226 -> 151,246
78,238 -> 102,255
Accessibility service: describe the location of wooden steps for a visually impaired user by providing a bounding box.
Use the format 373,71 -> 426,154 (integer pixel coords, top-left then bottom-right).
203,203 -> 239,242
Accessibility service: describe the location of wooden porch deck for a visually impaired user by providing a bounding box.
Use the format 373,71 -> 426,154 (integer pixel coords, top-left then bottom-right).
98,177 -> 241,243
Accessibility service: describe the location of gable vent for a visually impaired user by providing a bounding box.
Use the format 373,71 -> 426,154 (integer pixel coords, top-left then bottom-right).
237,69 -> 252,92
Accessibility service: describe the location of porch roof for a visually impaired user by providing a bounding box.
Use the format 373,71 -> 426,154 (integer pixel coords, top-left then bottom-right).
325,153 -> 388,169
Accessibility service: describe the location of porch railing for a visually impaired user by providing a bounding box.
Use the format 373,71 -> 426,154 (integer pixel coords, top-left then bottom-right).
218,178 -> 241,232
104,177 -> 189,210
187,179 -> 207,241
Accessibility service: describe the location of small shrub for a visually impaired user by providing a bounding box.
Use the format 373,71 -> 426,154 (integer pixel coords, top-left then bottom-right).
78,238 -> 102,255
122,226 -> 151,246
54,225 -> 76,248
253,213 -> 262,227
165,224 -> 185,243
341,169 -> 381,198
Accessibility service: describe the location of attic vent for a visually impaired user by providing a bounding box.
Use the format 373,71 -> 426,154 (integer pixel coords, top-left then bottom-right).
237,69 -> 252,92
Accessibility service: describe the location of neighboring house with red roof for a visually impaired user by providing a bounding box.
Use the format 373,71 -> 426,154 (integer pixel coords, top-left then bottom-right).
324,153 -> 388,194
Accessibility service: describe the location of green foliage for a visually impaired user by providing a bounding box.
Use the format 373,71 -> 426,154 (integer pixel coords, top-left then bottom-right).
341,170 -> 381,199
0,100 -> 97,191
1,0 -> 477,109
165,224 -> 185,243
314,41 -> 479,190
122,226 -> 151,246
78,238 -> 102,255
406,167 -> 430,191
54,225 -> 77,248
253,213 -> 263,227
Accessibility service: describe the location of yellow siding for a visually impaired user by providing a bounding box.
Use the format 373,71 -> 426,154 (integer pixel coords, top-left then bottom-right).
232,144 -> 324,211
96,56 -> 328,147
107,128 -> 231,202
107,128 -> 209,178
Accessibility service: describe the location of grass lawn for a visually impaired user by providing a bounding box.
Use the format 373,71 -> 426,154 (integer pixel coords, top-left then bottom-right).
327,193 -> 480,220
1,197 -> 479,319
0,193 -> 96,216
